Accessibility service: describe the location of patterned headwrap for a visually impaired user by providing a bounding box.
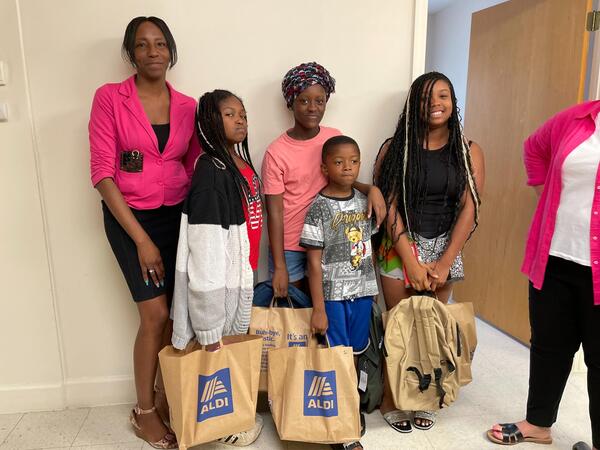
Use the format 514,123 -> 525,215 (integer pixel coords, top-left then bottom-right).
281,62 -> 336,109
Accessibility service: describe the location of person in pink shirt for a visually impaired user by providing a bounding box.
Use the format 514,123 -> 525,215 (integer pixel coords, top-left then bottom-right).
488,101 -> 600,450
261,62 -> 386,298
89,17 -> 199,449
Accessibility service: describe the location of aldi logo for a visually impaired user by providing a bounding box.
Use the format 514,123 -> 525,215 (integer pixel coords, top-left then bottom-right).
197,368 -> 233,422
303,370 -> 338,417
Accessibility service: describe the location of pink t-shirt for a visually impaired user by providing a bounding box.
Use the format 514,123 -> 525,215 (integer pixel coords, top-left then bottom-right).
261,126 -> 342,251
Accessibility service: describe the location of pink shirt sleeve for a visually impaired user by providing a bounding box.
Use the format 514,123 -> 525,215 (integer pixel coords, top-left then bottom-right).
89,86 -> 117,187
261,150 -> 285,195
523,115 -> 555,187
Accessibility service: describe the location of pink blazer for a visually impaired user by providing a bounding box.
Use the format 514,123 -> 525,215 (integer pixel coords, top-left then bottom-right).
89,75 -> 201,209
522,100 -> 600,304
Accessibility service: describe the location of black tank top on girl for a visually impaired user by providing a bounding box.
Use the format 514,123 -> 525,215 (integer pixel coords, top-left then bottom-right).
414,143 -> 460,238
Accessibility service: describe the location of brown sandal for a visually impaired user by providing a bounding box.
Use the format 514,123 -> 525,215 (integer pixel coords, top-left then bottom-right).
130,405 -> 177,449
487,423 -> 552,446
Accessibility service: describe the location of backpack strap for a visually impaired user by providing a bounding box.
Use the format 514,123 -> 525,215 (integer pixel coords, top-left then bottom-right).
421,298 -> 449,408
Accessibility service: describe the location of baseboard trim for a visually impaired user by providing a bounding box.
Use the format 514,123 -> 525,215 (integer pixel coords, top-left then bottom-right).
0,375 -> 136,414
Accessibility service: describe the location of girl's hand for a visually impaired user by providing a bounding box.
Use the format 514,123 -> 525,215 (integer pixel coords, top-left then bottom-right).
272,266 -> 289,298
311,308 -> 328,335
429,260 -> 450,292
204,342 -> 221,352
137,238 -> 164,288
405,260 -> 432,292
367,186 -> 387,227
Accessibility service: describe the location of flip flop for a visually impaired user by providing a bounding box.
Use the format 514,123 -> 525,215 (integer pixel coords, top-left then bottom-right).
413,410 -> 436,431
487,423 -> 552,446
382,410 -> 412,433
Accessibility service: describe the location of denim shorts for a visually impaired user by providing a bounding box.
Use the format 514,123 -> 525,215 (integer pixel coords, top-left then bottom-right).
268,250 -> 307,283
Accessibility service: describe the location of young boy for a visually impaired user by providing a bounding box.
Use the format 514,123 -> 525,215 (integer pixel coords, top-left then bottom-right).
299,135 -> 379,450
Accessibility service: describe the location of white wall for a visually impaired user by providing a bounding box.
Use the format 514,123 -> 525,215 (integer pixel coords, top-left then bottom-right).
425,0 -> 508,117
1,0 -> 427,413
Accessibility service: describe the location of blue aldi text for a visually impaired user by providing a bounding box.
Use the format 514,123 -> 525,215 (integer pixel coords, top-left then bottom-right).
303,370 -> 338,417
197,368 -> 234,422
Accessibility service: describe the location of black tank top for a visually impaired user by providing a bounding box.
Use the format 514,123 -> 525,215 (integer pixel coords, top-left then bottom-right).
414,143 -> 460,238
152,123 -> 170,153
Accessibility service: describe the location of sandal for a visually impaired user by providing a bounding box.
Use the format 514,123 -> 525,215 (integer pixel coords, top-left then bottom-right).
572,443 -> 592,450
130,405 -> 177,449
486,423 -> 552,446
382,410 -> 412,433
330,442 -> 363,450
413,410 -> 436,431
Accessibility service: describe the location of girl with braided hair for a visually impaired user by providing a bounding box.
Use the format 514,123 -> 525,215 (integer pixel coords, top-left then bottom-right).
262,62 -> 386,299
171,90 -> 264,446
374,72 -> 484,432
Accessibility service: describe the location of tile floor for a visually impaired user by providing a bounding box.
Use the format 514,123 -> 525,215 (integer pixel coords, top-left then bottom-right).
0,319 -> 591,449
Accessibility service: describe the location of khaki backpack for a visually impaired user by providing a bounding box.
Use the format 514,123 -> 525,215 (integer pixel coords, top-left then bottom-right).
384,295 -> 472,411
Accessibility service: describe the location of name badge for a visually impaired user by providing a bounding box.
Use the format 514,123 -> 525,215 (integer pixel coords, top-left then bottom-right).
120,150 -> 143,173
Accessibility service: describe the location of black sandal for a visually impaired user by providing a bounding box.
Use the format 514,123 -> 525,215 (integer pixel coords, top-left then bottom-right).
486,423 -> 552,446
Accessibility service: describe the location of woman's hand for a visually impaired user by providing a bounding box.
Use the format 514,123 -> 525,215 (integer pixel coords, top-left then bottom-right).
405,259 -> 432,292
137,238 -> 164,287
272,266 -> 289,298
311,308 -> 329,335
367,185 -> 387,228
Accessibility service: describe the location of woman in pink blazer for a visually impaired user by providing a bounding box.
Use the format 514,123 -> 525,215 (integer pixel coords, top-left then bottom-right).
487,101 -> 600,450
89,16 -> 200,449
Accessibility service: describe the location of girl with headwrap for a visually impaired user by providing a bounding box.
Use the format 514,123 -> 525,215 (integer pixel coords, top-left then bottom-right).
261,62 -> 386,302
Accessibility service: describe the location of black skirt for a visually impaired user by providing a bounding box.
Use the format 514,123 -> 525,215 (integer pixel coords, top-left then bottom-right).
102,201 -> 182,302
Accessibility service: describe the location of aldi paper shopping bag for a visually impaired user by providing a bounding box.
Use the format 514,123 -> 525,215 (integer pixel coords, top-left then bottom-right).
249,297 -> 315,391
158,334 -> 262,450
268,344 -> 360,444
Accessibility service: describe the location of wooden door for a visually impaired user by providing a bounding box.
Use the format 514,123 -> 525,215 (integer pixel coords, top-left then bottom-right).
454,0 -> 591,344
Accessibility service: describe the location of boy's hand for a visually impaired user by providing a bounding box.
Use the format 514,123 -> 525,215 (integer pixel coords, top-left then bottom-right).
367,185 -> 387,227
272,266 -> 289,297
311,308 -> 328,335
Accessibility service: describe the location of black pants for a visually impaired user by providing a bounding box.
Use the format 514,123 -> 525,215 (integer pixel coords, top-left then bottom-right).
526,256 -> 600,448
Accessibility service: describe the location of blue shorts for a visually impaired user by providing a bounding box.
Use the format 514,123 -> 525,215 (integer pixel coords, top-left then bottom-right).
268,250 -> 307,283
325,296 -> 373,355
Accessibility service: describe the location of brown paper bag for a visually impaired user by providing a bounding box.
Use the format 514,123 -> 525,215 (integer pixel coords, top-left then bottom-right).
158,334 -> 262,450
249,298 -> 315,391
268,344 -> 361,444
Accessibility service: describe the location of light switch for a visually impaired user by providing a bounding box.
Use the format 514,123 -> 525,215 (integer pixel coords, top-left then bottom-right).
0,103 -> 8,122
0,62 -> 6,85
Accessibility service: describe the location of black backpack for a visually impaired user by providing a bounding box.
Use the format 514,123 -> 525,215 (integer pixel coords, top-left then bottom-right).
357,301 -> 385,413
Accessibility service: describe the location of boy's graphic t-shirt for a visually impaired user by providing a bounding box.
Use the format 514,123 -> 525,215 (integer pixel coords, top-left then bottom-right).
240,165 -> 263,270
299,189 -> 379,300
261,126 -> 342,252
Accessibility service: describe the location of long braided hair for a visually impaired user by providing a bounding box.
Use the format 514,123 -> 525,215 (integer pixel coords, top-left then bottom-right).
195,89 -> 259,204
375,72 -> 480,247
